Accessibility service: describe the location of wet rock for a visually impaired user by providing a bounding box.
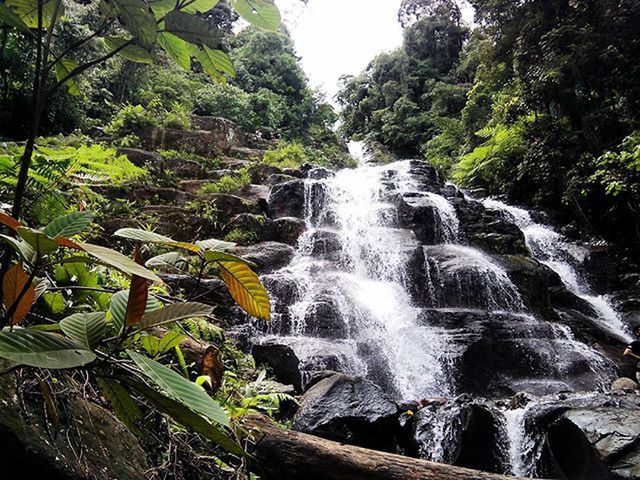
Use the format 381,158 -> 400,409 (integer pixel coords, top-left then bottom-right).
0,373 -> 148,479
252,341 -> 302,392
232,242 -> 295,274
224,214 -> 278,243
548,407 -> 640,479
306,166 -> 334,180
267,173 -> 297,185
412,399 -> 505,473
308,229 -> 342,260
274,217 -> 306,245
397,194 -> 452,244
268,180 -> 305,218
611,377 -> 639,392
293,373 -> 399,449
303,297 -> 348,338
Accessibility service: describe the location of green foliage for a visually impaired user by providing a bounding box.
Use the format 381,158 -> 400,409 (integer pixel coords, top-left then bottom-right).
199,168 -> 251,195
262,141 -> 309,169
223,228 -> 258,246
105,104 -> 159,137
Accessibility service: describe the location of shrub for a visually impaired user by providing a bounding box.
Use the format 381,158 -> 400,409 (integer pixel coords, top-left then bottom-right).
105,104 -> 158,137
262,142 -> 309,169
162,103 -> 191,130
194,83 -> 254,131
224,228 -> 259,245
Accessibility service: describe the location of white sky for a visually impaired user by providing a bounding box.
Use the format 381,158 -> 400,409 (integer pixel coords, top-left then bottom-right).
276,0 -> 474,101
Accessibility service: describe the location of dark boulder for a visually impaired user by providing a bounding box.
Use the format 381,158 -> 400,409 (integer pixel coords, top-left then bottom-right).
248,163 -> 282,184
163,156 -> 206,179
232,242 -> 295,274
252,341 -> 302,392
274,217 -> 306,245
302,296 -> 348,339
224,214 -> 278,243
308,229 -> 342,260
547,407 -> 640,479
292,374 -> 399,449
268,180 -> 305,218
200,193 -> 261,221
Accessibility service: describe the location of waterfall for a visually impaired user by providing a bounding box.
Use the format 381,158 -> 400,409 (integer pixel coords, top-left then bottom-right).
483,199 -> 630,341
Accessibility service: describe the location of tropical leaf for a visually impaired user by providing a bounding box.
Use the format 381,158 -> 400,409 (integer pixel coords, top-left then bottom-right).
42,291 -> 66,314
146,252 -> 189,271
202,249 -> 254,266
157,31 -> 190,70
0,329 -> 96,368
0,2 -> 32,35
182,0 -> 219,14
195,238 -> 235,251
112,0 -> 157,48
2,263 -> 35,325
127,350 -> 229,427
193,45 -> 234,80
158,330 -> 186,354
59,312 -> 107,350
104,36 -> 153,64
16,226 -> 59,255
0,212 -> 21,230
125,377 -> 242,454
43,211 -> 95,238
138,302 -> 213,330
110,290 -> 162,333
0,234 -> 34,260
164,10 -> 223,50
97,377 -> 144,437
230,0 -> 280,31
114,228 -> 200,253
218,261 -> 270,320
54,58 -> 80,95
125,246 -> 149,326
6,0 -> 65,28
76,242 -> 162,282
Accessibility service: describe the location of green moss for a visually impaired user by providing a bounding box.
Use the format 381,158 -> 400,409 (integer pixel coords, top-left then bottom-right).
223,228 -> 258,246
199,167 -> 251,195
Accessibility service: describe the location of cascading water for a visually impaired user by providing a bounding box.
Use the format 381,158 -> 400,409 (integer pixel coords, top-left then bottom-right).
251,149 -> 625,478
482,198 -> 631,341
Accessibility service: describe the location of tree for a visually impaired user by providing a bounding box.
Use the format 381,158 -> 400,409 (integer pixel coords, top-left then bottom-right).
0,0 -> 282,220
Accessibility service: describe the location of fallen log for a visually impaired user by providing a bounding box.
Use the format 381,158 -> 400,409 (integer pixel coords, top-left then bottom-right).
243,414 -> 531,480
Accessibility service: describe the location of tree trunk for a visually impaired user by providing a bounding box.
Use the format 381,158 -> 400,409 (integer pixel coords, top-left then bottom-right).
243,414 -> 535,480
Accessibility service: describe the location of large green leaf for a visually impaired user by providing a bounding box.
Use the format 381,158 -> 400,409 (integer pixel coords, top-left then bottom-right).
125,378 -> 242,454
0,234 -> 34,261
0,329 -> 96,368
182,0 -> 219,14
97,377 -> 144,437
77,242 -> 162,282
193,45 -> 234,81
112,0 -> 157,48
0,2 -> 32,34
127,350 -> 229,427
230,0 -> 280,31
157,31 -> 190,70
54,58 -> 80,95
196,238 -> 235,251
138,302 -> 213,330
114,228 -> 200,253
164,10 -> 223,50
109,290 -> 161,333
146,252 -> 189,272
43,211 -> 95,238
202,249 -> 254,266
16,226 -> 59,255
59,312 -> 107,350
6,0 -> 65,28
104,36 -> 153,63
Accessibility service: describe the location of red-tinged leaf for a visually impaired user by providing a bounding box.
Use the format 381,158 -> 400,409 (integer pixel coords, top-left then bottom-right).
2,263 -> 35,325
201,346 -> 224,393
56,236 -> 82,250
125,246 -> 149,326
0,212 -> 21,230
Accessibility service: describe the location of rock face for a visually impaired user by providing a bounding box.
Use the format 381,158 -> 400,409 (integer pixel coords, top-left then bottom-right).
548,407 -> 640,479
232,242 -> 295,274
0,373 -> 148,480
268,180 -> 305,218
292,374 -> 399,449
252,341 -> 302,392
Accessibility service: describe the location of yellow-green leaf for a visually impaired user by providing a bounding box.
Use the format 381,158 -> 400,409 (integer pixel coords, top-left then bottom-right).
218,261 -> 270,320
